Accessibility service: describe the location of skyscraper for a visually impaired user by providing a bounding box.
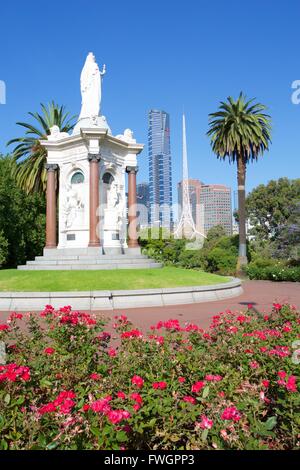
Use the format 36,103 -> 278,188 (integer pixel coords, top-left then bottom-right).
148,110 -> 173,228
199,184 -> 232,236
136,182 -> 150,228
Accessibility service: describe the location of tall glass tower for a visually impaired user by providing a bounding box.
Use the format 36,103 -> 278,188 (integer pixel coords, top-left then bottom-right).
148,109 -> 173,228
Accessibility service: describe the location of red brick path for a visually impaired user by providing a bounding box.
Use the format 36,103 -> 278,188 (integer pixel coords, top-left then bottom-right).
110,280 -> 300,331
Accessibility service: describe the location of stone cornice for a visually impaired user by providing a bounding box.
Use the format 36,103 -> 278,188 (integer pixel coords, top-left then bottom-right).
41,128 -> 144,155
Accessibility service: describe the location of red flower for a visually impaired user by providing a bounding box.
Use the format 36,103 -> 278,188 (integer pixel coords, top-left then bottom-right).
262,380 -> 270,388
273,303 -> 282,311
82,404 -> 90,412
39,403 -> 57,415
249,361 -> 259,369
90,373 -> 101,381
278,370 -> 287,379
108,347 -> 117,357
8,312 -> 23,322
44,347 -> 55,355
117,391 -> 126,400
191,381 -> 205,393
91,397 -> 112,414
131,375 -> 144,388
121,329 -> 143,339
183,396 -> 196,404
152,381 -> 167,390
107,409 -> 131,424
197,415 -> 213,430
0,364 -> 30,383
286,376 -> 297,393
205,374 -> 223,382
247,304 -> 253,309
221,406 -> 242,422
178,376 -> 186,383
0,324 -> 9,331
130,392 -> 143,404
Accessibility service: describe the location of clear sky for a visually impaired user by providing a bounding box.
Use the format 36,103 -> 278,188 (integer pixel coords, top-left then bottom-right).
0,0 -> 300,202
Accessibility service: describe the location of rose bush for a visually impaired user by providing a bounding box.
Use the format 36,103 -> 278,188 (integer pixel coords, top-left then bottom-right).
0,303 -> 299,450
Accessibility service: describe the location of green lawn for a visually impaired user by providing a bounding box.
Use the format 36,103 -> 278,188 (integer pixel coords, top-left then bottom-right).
0,267 -> 230,292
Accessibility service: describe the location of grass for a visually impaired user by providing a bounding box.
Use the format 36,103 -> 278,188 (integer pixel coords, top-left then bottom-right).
0,267 -> 230,292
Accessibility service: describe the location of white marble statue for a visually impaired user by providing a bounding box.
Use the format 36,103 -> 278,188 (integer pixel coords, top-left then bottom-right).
48,125 -> 69,141
108,182 -> 119,209
78,52 -> 106,120
64,184 -> 84,228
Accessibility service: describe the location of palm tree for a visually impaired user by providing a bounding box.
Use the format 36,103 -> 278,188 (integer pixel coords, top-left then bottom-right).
7,102 -> 76,194
207,93 -> 272,275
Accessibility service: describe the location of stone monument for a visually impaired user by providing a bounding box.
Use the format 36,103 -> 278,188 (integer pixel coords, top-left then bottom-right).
18,53 -> 162,270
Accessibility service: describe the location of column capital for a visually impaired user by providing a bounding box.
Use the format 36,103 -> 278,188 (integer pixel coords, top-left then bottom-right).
88,153 -> 101,162
126,165 -> 138,174
45,163 -> 58,172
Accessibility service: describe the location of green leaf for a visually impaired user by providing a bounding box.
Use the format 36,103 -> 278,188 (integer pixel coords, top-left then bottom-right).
40,378 -> 52,387
202,386 -> 210,399
15,396 -> 25,405
116,431 -> 128,442
4,393 -> 10,405
90,426 -> 101,437
0,439 -> 8,450
46,441 -> 59,450
265,416 -> 277,431
201,429 -> 209,441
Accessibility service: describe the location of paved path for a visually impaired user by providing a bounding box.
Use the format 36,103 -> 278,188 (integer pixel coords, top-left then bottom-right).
0,281 -> 299,332
109,281 -> 300,331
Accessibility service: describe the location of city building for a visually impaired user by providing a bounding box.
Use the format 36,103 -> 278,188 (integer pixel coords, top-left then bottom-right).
148,109 -> 173,228
199,184 -> 232,236
136,182 -> 150,228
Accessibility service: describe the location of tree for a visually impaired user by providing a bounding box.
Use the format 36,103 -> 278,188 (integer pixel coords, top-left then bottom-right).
207,93 -> 272,275
0,155 -> 46,267
7,102 -> 76,194
246,178 -> 300,240
273,201 -> 300,263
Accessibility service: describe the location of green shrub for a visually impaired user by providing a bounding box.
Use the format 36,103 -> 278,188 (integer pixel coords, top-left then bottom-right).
140,237 -> 186,265
247,265 -> 300,282
0,230 -> 8,266
177,249 -> 206,270
205,247 -> 237,276
0,303 -> 299,450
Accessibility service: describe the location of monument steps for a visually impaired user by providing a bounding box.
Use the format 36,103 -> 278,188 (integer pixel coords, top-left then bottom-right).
17,249 -> 162,270
17,262 -> 162,271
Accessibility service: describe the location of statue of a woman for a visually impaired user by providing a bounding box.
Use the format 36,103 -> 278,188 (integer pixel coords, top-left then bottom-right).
78,52 -> 106,120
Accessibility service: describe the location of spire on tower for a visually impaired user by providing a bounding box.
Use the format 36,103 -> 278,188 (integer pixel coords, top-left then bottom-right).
174,114 -> 205,241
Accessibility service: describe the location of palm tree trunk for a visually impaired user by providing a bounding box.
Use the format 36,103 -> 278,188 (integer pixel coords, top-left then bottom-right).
236,153 -> 248,276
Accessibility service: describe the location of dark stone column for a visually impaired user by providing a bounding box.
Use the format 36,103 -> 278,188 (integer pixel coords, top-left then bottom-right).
45,163 -> 58,249
126,166 -> 139,248
88,154 -> 101,247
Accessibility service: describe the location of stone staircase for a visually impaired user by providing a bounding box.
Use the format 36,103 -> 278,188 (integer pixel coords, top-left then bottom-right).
17,247 -> 162,271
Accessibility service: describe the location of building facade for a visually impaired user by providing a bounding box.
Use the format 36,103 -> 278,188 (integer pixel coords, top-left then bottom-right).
148,110 -> 173,228
199,184 -> 232,236
136,182 -> 150,228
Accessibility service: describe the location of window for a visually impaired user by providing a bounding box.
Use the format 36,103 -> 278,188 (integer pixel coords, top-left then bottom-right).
71,171 -> 84,185
102,172 -> 114,184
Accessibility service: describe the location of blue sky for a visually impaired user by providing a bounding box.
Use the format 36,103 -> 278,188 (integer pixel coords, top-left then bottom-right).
0,0 -> 300,202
